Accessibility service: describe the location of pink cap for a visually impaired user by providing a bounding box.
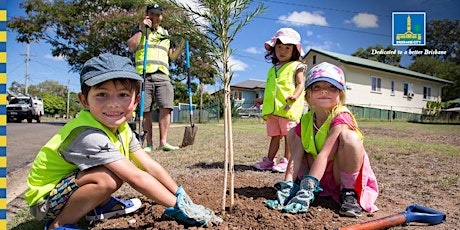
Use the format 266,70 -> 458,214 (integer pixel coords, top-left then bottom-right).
305,62 -> 346,90
265,28 -> 304,56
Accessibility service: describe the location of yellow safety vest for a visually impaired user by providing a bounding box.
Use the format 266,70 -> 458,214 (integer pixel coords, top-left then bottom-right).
261,61 -> 305,122
135,26 -> 170,75
300,106 -> 362,159
25,110 -> 132,206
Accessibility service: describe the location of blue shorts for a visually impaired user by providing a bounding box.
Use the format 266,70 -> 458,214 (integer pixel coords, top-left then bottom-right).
46,170 -> 80,219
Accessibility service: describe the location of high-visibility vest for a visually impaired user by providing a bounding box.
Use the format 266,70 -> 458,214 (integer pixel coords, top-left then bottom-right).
134,26 -> 170,75
24,110 -> 133,206
261,61 -> 305,122
300,106 -> 362,158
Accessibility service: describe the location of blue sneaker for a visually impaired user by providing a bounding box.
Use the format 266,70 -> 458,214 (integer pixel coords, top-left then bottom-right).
44,219 -> 81,230
85,196 -> 142,221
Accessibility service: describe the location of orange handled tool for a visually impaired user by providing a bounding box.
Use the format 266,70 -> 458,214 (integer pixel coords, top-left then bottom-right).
335,204 -> 446,230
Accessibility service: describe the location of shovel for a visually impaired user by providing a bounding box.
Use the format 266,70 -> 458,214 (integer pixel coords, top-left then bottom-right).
335,204 -> 446,230
138,26 -> 150,146
181,40 -> 197,147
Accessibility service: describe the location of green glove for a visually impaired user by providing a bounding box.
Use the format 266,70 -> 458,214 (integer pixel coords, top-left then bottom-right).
282,175 -> 322,214
265,180 -> 299,210
163,185 -> 223,227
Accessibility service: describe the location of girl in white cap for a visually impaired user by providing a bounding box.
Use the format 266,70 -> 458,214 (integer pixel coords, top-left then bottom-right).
265,62 -> 379,217
254,28 -> 307,173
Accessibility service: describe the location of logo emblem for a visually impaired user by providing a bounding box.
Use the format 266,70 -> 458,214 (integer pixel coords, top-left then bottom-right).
392,12 -> 426,46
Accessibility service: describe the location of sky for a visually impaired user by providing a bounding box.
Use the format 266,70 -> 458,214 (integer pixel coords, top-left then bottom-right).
6,0 -> 460,93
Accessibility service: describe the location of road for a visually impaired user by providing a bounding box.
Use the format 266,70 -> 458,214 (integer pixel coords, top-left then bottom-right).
7,121 -> 65,205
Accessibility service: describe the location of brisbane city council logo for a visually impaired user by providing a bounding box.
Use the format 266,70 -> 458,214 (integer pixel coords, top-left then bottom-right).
392,12 -> 426,46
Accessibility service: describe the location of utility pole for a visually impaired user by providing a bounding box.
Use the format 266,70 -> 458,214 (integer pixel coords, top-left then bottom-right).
21,43 -> 30,95
66,79 -> 70,119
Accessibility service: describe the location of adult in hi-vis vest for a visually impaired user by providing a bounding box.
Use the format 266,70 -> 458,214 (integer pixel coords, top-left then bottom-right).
127,4 -> 185,152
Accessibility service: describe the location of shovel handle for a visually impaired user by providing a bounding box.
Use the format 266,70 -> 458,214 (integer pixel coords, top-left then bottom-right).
336,213 -> 406,230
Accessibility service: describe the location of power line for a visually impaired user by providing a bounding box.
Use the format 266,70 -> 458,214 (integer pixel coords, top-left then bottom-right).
259,0 -> 391,18
255,16 -> 390,38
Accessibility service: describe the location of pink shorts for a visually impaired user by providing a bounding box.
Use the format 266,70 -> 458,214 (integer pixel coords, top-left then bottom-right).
266,115 -> 297,137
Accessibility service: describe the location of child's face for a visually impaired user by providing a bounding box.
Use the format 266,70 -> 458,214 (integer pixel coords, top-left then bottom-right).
80,80 -> 140,133
308,81 -> 341,110
274,43 -> 294,64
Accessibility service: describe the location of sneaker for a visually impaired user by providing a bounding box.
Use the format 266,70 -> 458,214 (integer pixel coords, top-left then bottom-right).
159,143 -> 180,151
272,157 -> 288,173
339,188 -> 362,217
86,196 -> 142,221
253,157 -> 276,171
143,145 -> 153,153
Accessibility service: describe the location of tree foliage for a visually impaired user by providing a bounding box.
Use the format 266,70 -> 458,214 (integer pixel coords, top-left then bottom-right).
7,0 -> 144,72
7,0 -> 217,104
409,56 -> 460,101
407,19 -> 460,101
351,45 -> 401,66
408,19 -> 460,64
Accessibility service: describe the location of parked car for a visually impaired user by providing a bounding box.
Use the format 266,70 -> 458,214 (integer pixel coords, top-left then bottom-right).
7,96 -> 44,123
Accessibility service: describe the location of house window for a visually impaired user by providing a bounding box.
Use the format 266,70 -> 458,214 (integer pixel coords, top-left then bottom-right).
371,76 -> 382,92
234,91 -> 243,100
423,86 -> 432,100
312,55 -> 316,65
391,80 -> 395,95
403,82 -> 414,96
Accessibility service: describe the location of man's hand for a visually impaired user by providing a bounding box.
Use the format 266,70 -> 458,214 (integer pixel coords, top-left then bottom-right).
143,17 -> 152,28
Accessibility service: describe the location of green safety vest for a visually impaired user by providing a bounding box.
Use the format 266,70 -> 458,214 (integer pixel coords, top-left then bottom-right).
261,61 -> 305,122
135,26 -> 170,75
25,110 -> 132,206
300,106 -> 362,159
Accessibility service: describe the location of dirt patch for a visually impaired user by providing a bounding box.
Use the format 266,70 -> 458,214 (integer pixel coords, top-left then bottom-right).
86,125 -> 459,230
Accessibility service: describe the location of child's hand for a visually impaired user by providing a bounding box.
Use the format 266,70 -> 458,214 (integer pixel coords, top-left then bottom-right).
286,95 -> 297,102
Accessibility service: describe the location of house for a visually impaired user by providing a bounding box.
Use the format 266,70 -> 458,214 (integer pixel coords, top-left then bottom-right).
303,48 -> 453,118
230,79 -> 265,109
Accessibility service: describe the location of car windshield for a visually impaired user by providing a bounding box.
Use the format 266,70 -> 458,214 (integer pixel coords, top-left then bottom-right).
9,98 -> 30,105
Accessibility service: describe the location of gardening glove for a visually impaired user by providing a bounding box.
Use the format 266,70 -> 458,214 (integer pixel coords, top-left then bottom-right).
163,185 -> 222,227
282,175 -> 322,214
265,180 -> 299,210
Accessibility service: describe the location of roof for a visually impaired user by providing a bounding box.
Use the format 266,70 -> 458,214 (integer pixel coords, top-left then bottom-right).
306,48 -> 453,85
231,79 -> 266,89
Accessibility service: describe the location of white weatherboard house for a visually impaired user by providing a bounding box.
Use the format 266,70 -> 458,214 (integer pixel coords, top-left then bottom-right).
302,48 -> 452,117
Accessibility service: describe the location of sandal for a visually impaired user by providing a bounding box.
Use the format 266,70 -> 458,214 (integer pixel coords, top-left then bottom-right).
44,219 -> 81,230
85,196 -> 142,221
159,143 -> 180,151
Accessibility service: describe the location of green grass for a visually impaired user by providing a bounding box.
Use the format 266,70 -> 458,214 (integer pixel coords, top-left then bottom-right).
8,119 -> 460,229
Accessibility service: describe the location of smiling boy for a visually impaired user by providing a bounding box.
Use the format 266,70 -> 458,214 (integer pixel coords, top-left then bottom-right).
25,53 -> 222,230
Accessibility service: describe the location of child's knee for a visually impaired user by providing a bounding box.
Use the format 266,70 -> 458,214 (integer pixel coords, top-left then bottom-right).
339,130 -> 362,146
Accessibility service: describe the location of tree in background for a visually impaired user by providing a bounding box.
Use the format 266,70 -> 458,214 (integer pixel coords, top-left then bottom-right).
408,19 -> 460,101
351,44 -> 401,66
7,0 -> 216,106
167,0 -> 266,213
8,80 -> 83,117
408,19 -> 460,64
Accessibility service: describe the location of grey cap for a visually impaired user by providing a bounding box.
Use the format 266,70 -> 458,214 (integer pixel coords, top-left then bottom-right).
80,53 -> 143,86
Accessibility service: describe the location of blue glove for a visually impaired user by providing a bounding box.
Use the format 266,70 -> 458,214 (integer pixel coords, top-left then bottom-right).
282,175 -> 322,214
265,180 -> 299,210
163,185 -> 223,227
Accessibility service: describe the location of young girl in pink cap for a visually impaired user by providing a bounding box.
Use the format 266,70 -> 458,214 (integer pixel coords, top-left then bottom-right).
253,28 -> 307,173
265,62 -> 379,217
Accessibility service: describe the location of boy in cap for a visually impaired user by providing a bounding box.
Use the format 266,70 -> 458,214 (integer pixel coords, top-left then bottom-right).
127,4 -> 185,152
25,53 -> 222,230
